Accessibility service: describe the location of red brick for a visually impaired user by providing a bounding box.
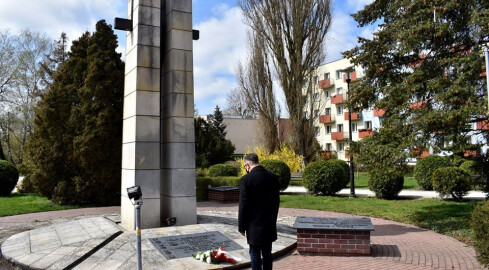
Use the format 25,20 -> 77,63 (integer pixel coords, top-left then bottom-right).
347,240 -> 364,244
356,244 -> 370,249
305,238 -> 318,243
340,234 -> 355,239
297,229 -> 304,233
333,230 -> 347,234
297,238 -> 305,243
326,235 -> 340,239
304,229 -> 318,234
333,249 -> 349,254
318,239 -> 334,244
318,248 -> 334,253
341,245 -> 355,249
311,234 -> 326,238
297,233 -> 311,238
326,244 -> 341,249
355,235 -> 370,240
304,248 -> 318,253
311,243 -> 325,248
297,243 -> 311,248
333,240 -> 348,244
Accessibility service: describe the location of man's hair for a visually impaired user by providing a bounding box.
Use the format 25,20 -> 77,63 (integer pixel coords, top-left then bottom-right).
243,153 -> 259,164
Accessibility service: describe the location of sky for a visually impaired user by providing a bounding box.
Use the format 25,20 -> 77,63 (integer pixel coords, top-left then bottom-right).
0,0 -> 376,116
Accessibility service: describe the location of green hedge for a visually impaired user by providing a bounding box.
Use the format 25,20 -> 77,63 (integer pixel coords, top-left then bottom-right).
196,177 -> 241,201
0,160 -> 19,196
432,167 -> 471,201
208,164 -> 239,177
368,171 -> 404,199
302,161 -> 348,196
261,160 -> 291,191
471,200 -> 489,267
414,155 -> 451,190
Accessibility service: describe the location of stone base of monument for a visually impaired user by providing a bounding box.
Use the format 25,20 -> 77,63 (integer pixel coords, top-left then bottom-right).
293,216 -> 374,256
207,186 -> 240,203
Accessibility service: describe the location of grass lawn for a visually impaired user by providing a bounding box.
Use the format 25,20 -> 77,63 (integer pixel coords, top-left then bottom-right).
280,194 -> 482,244
0,194 -> 79,217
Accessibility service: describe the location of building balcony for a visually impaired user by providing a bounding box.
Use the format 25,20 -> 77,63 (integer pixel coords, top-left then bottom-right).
476,120 -> 489,130
344,112 -> 361,121
373,108 -> 385,117
343,71 -> 358,83
331,131 -> 346,140
320,150 -> 334,159
318,79 -> 334,89
358,128 -> 373,138
331,93 -> 346,104
319,114 -> 335,123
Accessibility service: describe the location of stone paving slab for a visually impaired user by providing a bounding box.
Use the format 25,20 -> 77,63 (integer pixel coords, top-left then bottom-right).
1,217 -> 122,270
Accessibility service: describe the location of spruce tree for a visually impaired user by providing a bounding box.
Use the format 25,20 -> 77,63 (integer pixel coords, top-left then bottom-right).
24,20 -> 124,205
345,0 -> 489,160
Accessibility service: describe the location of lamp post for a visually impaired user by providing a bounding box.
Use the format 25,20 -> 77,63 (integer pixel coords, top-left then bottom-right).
344,68 -> 356,198
484,42 -> 489,113
127,186 -> 143,270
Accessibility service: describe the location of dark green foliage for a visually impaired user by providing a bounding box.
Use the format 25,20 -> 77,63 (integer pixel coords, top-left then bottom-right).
432,167 -> 471,201
452,156 -> 468,167
344,0 -> 489,159
460,160 -> 477,175
23,20 -> 124,205
0,160 -> 19,196
208,164 -> 239,177
414,155 -> 451,190
261,160 -> 291,191
471,201 -> 489,267
196,177 -> 241,201
302,161 -> 348,196
368,171 -> 404,200
17,176 -> 36,194
327,159 -> 349,184
195,106 -> 236,167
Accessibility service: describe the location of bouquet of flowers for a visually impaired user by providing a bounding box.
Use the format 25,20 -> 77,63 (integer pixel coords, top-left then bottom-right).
192,247 -> 241,264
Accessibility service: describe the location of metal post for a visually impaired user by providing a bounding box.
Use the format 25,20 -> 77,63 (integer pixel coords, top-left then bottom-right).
484,44 -> 489,113
346,75 -> 356,198
135,203 -> 142,270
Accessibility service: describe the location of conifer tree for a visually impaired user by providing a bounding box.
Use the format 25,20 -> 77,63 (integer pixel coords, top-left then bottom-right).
24,20 -> 124,205
345,0 -> 489,160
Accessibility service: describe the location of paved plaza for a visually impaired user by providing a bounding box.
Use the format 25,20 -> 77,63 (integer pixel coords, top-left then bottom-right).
0,200 -> 486,270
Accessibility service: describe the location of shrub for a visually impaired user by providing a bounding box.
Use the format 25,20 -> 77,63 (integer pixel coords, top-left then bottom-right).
16,176 -> 36,194
261,160 -> 291,191
0,160 -> 19,196
368,171 -> 404,199
471,200 -> 489,267
327,159 -> 350,183
209,164 -> 239,177
432,167 -> 471,201
302,161 -> 348,196
414,155 -> 451,190
460,160 -> 478,175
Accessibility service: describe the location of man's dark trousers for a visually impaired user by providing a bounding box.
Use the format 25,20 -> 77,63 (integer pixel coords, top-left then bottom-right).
249,243 -> 272,270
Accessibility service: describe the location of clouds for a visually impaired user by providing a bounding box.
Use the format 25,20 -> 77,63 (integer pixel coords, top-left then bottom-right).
0,0 -> 126,50
193,5 -> 248,114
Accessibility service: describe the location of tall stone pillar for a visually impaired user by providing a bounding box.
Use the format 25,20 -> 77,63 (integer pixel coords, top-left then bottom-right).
160,0 -> 197,226
120,0 -> 196,229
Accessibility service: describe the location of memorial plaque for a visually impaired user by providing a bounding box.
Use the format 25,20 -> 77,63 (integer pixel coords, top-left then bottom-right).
149,231 -> 243,260
293,216 -> 374,231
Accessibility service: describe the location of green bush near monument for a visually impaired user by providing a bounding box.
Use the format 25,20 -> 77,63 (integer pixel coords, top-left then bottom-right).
432,167 -> 471,201
368,170 -> 404,199
196,177 -> 241,201
208,164 -> 239,177
261,160 -> 291,191
22,20 -> 124,206
414,155 -> 451,190
302,160 -> 348,196
0,161 -> 19,196
471,200 -> 489,267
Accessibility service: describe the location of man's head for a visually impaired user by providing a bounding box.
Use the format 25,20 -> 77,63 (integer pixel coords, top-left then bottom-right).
243,153 -> 259,173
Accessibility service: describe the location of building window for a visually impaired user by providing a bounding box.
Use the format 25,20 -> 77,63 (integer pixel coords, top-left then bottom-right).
337,106 -> 343,115
352,123 -> 357,132
326,143 -> 332,151
338,142 -> 344,151
336,70 -> 342,80
315,127 -> 320,136
326,125 -> 331,134
325,108 -> 331,115
337,124 -> 343,132
314,110 -> 319,118
365,121 -> 372,129
314,76 -> 318,84
324,73 -> 330,80
336,87 -> 343,95
325,90 -> 330,98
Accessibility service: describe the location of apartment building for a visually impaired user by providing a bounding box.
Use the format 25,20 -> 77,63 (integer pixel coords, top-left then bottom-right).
309,58 -> 383,161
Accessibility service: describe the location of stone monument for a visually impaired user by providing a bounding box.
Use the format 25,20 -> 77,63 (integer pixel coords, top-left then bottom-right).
120,0 -> 196,229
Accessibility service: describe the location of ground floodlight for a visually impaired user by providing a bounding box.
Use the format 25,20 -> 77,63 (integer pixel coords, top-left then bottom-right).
127,186 -> 142,201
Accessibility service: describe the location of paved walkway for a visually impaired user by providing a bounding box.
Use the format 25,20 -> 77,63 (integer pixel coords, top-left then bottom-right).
0,202 -> 486,269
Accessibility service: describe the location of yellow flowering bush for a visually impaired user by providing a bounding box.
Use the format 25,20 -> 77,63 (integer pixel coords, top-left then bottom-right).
237,143 -> 303,175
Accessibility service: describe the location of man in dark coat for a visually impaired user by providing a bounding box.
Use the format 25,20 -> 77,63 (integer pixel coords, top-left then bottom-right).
238,153 -> 280,270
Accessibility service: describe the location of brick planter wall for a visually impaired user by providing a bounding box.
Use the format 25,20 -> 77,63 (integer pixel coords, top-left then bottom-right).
207,187 -> 240,203
297,228 -> 371,255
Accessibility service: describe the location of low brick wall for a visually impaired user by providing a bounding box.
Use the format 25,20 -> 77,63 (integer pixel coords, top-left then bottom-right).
297,228 -> 371,255
207,186 -> 239,203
